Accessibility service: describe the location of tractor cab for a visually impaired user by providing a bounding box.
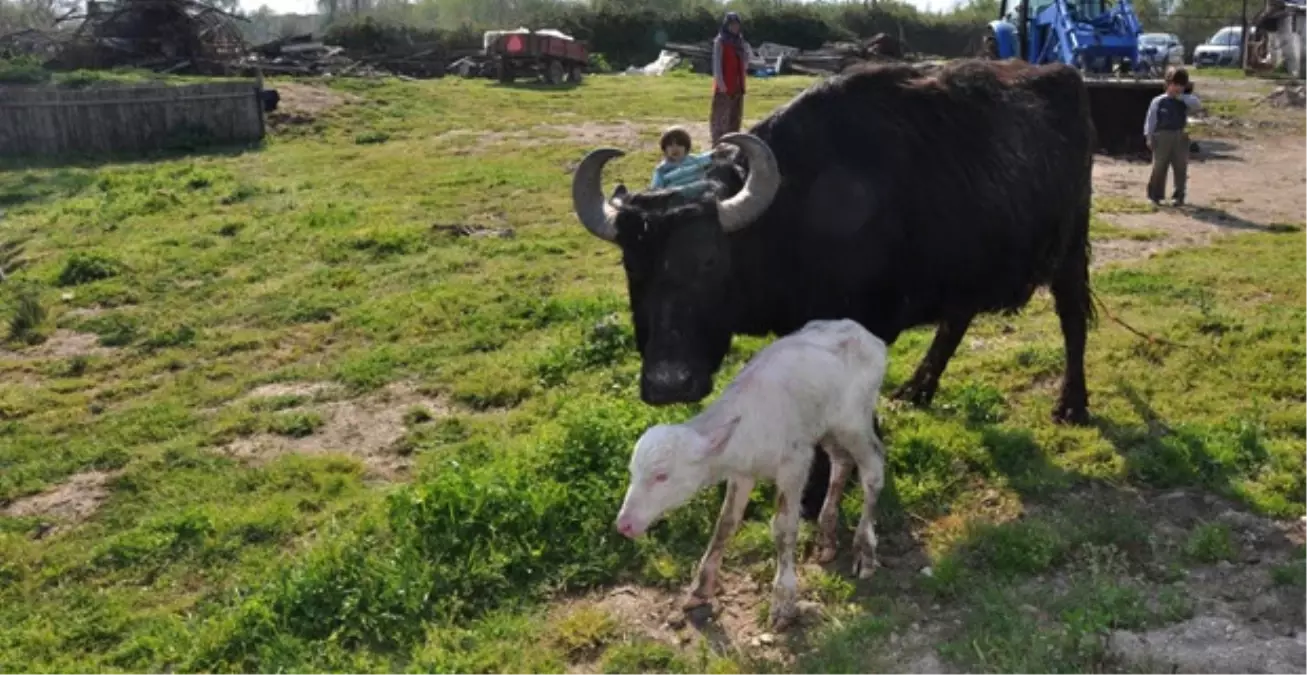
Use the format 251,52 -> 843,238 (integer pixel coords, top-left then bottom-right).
988,0 -> 1147,74
982,0 -> 1167,156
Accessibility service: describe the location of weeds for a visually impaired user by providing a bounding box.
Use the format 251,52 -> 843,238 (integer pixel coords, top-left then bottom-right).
7,287 -> 47,345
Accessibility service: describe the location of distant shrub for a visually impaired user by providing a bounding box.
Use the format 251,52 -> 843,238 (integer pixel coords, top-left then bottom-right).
142,323 -> 197,350
354,131 -> 390,145
587,52 -> 613,73
56,251 -> 123,287
6,288 -> 47,345
0,56 -> 51,85
83,312 -> 139,347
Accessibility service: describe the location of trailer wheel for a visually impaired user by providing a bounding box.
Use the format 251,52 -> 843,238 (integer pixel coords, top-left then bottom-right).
544,59 -> 565,85
566,64 -> 583,83
497,59 -> 514,83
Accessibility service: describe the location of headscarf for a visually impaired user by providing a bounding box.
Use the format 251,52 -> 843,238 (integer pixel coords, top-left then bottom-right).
718,11 -> 745,56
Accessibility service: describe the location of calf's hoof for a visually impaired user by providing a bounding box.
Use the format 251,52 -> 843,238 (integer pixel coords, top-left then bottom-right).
816,546 -> 838,564
768,603 -> 798,632
852,551 -> 877,580
682,592 -> 713,612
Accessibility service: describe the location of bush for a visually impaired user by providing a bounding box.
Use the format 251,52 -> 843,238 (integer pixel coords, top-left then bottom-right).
6,287 -> 47,345
56,251 -> 123,287
0,56 -> 51,85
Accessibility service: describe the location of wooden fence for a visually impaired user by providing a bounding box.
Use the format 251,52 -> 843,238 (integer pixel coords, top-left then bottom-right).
0,80 -> 265,158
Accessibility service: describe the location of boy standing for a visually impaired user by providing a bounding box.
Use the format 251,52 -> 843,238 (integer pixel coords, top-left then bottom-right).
1144,67 -> 1202,206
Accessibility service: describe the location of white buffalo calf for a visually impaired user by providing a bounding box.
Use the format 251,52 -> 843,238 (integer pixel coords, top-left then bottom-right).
614,318 -> 889,630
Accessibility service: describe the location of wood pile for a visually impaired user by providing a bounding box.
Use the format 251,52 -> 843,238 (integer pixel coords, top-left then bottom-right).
663,32 -> 908,77
46,0 -> 250,73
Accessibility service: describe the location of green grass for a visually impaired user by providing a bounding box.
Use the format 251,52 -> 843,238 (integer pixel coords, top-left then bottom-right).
0,72 -> 1303,673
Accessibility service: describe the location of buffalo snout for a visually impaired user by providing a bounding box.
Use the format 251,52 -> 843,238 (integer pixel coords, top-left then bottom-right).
640,362 -> 711,405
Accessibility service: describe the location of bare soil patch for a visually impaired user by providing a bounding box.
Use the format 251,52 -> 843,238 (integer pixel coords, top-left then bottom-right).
1091,135 -> 1305,267
219,381 -> 447,479
2,470 -> 118,532
266,82 -> 358,130
0,329 -> 113,361
244,381 -> 343,400
438,121 -> 647,155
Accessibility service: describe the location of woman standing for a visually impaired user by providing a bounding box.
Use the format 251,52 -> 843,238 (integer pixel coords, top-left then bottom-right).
710,12 -> 752,144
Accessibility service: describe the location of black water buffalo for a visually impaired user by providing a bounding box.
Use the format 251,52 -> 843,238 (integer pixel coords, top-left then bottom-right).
571,59 -> 1096,518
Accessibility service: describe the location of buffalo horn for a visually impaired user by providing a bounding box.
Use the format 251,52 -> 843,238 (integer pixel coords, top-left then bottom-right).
715,133 -> 780,233
571,147 -> 624,242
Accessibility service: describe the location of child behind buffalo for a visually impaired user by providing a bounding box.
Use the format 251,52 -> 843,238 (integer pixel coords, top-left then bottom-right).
651,126 -> 717,198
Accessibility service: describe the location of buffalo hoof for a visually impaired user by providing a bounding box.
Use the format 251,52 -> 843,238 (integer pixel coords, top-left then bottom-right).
891,380 -> 936,408
1051,404 -> 1091,426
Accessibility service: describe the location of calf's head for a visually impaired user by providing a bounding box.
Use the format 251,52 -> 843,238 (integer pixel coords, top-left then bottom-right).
615,416 -> 741,538
571,133 -> 780,405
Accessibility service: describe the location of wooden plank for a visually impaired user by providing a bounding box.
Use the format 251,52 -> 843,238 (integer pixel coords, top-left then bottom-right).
0,80 -> 265,157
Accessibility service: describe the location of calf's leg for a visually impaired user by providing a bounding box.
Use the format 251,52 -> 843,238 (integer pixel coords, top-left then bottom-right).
837,427 -> 887,579
803,414 -> 879,526
1050,219 -> 1092,426
769,465 -> 808,631
685,476 -> 755,610
892,313 -> 975,408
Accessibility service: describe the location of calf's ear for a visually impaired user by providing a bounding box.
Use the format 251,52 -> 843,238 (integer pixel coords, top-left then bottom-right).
698,415 -> 742,458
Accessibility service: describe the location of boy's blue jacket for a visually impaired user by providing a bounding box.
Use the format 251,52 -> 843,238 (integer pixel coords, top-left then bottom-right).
650,151 -> 714,194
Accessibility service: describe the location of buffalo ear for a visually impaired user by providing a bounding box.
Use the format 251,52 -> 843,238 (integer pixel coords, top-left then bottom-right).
698,415 -> 742,458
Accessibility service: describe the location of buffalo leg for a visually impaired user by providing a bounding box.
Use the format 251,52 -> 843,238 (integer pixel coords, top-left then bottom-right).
800,447 -> 830,521
1050,238 -> 1092,425
801,414 -> 879,522
891,313 -> 976,407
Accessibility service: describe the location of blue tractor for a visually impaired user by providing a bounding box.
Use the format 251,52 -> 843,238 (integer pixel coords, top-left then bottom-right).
983,0 -> 1168,155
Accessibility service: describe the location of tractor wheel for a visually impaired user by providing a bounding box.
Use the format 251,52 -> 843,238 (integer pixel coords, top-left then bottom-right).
566,64 -> 583,84
497,59 -> 514,83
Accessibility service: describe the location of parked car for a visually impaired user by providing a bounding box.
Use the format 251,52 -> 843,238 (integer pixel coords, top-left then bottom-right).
1138,32 -> 1185,74
1193,25 -> 1253,68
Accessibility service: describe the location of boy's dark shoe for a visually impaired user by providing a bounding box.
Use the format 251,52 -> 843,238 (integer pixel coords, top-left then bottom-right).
1171,198 -> 1185,207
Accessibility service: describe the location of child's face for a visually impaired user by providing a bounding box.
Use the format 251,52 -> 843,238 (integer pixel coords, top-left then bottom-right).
1165,82 -> 1184,96
664,143 -> 688,162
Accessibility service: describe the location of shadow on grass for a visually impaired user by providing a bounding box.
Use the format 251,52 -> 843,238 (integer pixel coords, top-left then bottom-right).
493,80 -> 583,92
1179,204 -> 1284,233
0,142 -> 263,174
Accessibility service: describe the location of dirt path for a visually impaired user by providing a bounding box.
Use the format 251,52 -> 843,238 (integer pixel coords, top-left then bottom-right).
1091,134 -> 1306,266
1090,72 -> 1304,267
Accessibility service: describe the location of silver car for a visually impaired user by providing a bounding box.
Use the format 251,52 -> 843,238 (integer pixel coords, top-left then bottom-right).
1138,32 -> 1185,75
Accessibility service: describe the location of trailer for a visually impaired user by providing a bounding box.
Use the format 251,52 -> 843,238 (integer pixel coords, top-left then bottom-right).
484,28 -> 587,85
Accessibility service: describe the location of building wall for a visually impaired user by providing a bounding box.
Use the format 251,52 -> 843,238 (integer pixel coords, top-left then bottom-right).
1273,11 -> 1305,77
